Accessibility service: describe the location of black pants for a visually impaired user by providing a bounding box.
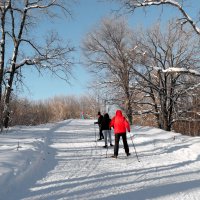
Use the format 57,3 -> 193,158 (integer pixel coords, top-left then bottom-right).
114,133 -> 129,156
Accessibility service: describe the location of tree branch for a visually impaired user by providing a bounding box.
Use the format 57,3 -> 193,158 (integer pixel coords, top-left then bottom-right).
120,0 -> 200,35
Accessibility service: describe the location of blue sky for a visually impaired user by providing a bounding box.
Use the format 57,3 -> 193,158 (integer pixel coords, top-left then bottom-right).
21,0 -> 200,101
22,0 -> 118,101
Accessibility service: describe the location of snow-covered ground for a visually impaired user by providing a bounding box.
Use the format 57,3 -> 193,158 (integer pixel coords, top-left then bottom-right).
1,119 -> 200,200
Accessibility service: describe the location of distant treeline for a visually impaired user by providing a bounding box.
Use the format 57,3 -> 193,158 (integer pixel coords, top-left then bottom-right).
9,95 -> 99,126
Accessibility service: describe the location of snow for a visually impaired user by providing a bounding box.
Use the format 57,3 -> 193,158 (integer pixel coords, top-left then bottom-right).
162,68 -> 200,76
146,66 -> 200,76
1,119 -> 200,200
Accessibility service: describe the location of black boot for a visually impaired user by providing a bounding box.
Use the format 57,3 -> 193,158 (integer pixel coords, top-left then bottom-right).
111,155 -> 117,158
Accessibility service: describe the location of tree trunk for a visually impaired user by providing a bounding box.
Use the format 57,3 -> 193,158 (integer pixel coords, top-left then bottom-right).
0,9 -> 7,131
3,94 -> 12,129
124,96 -> 133,125
161,111 -> 171,131
127,104 -> 133,125
3,74 -> 14,128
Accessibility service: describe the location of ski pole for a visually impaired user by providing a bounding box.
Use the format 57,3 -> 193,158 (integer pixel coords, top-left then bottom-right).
94,124 -> 97,146
106,145 -> 108,158
129,133 -> 140,162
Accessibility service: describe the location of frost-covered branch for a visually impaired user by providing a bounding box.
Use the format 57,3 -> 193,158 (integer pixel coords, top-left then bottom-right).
117,0 -> 200,36
147,66 -> 200,77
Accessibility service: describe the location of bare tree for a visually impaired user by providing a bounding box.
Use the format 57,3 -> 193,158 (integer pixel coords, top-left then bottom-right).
82,17 -> 137,124
0,0 -> 75,129
114,0 -> 200,36
132,22 -> 200,131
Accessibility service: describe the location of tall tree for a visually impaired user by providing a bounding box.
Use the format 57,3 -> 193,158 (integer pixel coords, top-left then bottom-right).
82,17 -> 136,124
0,0 -> 75,129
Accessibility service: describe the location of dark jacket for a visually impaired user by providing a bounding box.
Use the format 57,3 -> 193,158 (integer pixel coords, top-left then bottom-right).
94,113 -> 103,126
101,113 -> 111,130
98,114 -> 103,126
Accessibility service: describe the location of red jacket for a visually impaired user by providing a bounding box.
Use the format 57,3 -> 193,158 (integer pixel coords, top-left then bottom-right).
110,110 -> 130,134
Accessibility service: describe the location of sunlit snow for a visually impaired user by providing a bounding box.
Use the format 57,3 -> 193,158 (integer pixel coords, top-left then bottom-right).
1,119 -> 200,200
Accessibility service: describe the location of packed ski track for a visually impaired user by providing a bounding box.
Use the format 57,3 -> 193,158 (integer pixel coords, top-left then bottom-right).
1,119 -> 200,200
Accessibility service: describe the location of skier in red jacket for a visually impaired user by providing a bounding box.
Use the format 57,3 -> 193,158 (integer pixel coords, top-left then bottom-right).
110,110 -> 130,158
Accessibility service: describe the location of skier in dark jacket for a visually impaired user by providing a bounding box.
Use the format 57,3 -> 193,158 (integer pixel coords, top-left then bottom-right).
94,111 -> 104,140
110,110 -> 130,158
101,113 -> 113,148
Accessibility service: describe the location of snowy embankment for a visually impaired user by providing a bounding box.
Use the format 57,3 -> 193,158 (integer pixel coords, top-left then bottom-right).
1,119 -> 200,200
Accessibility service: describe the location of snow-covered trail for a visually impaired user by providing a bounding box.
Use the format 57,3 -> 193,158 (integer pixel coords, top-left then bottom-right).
3,119 -> 200,200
